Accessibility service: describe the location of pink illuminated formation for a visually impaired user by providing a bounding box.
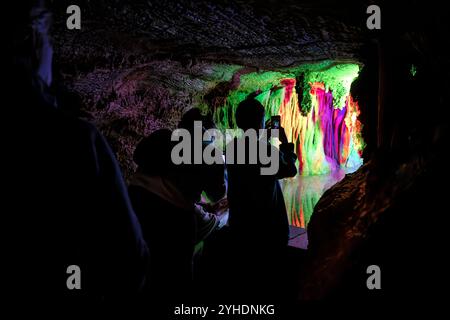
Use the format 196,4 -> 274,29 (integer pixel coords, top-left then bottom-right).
277,81 -> 364,176
276,80 -> 364,227
216,69 -> 365,228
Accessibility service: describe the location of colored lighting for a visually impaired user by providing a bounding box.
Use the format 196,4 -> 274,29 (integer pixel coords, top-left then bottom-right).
214,62 -> 365,227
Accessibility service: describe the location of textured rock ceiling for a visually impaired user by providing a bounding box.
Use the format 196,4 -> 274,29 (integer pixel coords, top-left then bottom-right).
53,0 -> 366,70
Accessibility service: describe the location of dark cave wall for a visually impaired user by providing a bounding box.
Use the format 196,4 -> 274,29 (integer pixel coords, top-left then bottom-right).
298,2 -> 449,300
55,60 -> 243,179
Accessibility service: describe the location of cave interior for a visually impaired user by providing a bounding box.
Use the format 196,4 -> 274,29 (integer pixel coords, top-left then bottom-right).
49,0 -> 448,300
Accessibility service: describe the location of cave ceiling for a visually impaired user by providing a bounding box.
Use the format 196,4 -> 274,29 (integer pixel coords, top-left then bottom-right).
52,0 -> 366,71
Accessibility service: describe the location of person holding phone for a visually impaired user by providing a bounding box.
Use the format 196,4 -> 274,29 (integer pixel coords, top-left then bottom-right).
270,115 -> 281,129
225,95 -> 297,300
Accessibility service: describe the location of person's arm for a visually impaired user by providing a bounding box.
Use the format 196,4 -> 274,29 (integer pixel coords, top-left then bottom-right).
275,126 -> 298,179
194,204 -> 220,243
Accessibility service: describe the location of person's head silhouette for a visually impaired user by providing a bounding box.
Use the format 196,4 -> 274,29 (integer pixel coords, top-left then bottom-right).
235,98 -> 265,131
134,129 -> 174,176
11,1 -> 53,87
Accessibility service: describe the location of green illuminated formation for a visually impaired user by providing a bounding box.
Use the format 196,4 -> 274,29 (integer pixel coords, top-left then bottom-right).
212,61 -> 365,227
297,64 -> 360,113
213,62 -> 363,175
410,64 -> 417,77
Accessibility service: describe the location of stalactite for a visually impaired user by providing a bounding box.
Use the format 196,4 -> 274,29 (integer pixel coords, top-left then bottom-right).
213,63 -> 365,226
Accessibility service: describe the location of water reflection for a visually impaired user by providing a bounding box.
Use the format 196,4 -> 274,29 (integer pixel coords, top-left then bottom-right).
280,166 -> 361,228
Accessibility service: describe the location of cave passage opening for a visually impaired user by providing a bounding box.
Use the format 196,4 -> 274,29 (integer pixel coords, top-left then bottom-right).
213,61 -> 366,228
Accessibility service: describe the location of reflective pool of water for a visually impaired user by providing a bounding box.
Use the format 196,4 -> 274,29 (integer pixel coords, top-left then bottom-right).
280,166 -> 361,228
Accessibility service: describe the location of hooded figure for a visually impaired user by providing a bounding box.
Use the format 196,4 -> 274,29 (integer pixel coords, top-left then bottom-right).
129,129 -> 197,303
4,1 -> 149,301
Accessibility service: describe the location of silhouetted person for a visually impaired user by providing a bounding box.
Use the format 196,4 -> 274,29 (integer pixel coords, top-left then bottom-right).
128,108 -> 227,299
225,97 -> 297,299
129,129 -> 197,307
177,108 -> 229,242
227,97 -> 297,246
176,108 -> 226,203
5,1 -> 149,301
